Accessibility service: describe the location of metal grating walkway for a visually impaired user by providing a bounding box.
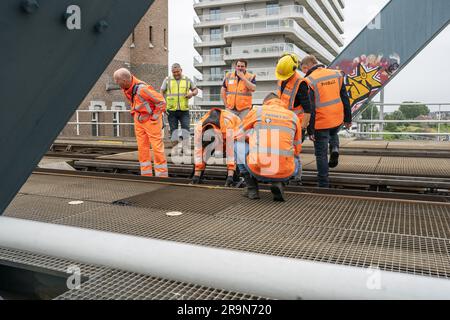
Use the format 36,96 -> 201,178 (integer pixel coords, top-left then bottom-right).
0,247 -> 266,300
4,174 -> 450,282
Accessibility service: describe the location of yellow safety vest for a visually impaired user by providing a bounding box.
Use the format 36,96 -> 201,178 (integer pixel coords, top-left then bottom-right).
166,76 -> 190,111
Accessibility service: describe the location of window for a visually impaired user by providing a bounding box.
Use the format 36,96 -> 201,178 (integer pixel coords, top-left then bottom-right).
267,19 -> 280,28
210,67 -> 223,81
210,47 -> 221,55
210,67 -> 222,75
209,7 -> 221,21
210,28 -> 222,41
149,26 -> 153,46
266,1 -> 280,16
210,87 -> 221,101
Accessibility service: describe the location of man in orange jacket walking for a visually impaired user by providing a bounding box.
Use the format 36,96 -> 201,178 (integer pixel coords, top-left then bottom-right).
114,68 -> 168,177
235,93 -> 302,202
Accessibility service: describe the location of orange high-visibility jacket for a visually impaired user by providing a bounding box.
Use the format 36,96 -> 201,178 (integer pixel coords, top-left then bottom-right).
194,108 -> 241,171
224,71 -> 255,111
304,67 -> 344,130
236,99 -> 302,179
277,71 -> 306,123
124,76 -> 166,123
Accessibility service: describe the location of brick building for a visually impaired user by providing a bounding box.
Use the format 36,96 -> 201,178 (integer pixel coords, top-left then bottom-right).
60,0 -> 169,138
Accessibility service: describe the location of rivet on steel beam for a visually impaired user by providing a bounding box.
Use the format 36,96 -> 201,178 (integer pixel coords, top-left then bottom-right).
21,0 -> 39,14
95,20 -> 109,33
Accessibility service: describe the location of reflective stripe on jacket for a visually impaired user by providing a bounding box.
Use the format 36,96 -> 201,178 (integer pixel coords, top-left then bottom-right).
194,108 -> 241,172
236,99 -> 302,179
124,76 -> 166,124
166,76 -> 190,111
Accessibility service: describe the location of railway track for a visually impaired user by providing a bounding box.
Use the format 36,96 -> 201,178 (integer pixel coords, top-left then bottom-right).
50,141 -> 450,158
42,144 -> 450,199
34,165 -> 450,203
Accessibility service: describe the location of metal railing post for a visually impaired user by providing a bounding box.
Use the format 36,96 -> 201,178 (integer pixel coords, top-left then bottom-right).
76,110 -> 80,136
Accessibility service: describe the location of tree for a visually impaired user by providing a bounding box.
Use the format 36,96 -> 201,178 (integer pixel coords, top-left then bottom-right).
384,110 -> 405,132
360,102 -> 380,120
399,102 -> 430,120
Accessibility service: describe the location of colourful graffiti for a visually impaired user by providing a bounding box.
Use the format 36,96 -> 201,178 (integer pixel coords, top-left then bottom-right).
333,53 -> 400,114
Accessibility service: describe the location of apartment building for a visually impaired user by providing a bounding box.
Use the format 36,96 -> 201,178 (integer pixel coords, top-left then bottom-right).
193,0 -> 345,107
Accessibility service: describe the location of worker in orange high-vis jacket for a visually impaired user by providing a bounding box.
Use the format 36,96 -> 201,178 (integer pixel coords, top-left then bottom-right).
114,68 -> 168,178
221,59 -> 256,120
301,55 -> 352,188
235,93 -> 302,202
193,108 -> 241,187
275,53 -> 313,185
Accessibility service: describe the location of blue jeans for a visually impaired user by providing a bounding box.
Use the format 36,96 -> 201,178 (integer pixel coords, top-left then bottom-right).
234,141 -> 300,183
313,126 -> 340,188
168,110 -> 190,142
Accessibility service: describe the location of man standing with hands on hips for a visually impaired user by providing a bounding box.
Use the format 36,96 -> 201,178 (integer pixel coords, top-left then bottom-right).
221,59 -> 256,120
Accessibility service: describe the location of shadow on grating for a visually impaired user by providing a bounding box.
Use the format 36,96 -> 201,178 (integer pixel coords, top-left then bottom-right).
19,174 -> 165,203
115,185 -> 244,215
4,194 -> 106,223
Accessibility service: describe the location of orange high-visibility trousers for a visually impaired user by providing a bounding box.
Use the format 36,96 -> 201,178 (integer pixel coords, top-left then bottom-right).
134,116 -> 168,177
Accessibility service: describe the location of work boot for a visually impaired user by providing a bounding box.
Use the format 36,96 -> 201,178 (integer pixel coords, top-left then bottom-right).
224,175 -> 234,187
243,173 -> 260,200
288,176 -> 302,186
191,175 -> 202,185
271,182 -> 285,202
329,146 -> 339,168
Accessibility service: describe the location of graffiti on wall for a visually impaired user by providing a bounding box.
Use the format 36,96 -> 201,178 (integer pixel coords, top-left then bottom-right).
333,53 -> 401,114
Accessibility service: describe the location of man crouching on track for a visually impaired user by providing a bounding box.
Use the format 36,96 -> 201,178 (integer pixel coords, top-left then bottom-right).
192,108 -> 241,187
234,93 -> 302,202
114,68 -> 168,177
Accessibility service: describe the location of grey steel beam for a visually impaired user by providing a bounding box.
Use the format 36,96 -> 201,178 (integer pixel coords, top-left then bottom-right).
0,0 -> 154,215
330,0 -> 450,116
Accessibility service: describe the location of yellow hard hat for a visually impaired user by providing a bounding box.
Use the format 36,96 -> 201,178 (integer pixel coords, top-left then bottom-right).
275,53 -> 299,81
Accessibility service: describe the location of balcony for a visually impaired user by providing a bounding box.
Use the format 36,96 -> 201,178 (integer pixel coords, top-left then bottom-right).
193,34 -> 227,48
194,5 -> 282,28
223,68 -> 277,82
194,74 -> 224,87
305,0 -> 344,41
193,0 -> 266,11
194,91 -> 272,107
224,43 -> 308,61
331,0 -> 345,21
194,54 -> 227,68
223,19 -> 335,63
317,0 -> 344,32
194,5 -> 342,53
247,67 -> 277,82
194,94 -> 223,107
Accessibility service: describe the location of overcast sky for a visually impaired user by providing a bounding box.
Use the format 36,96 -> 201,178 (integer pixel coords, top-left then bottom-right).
168,0 -> 450,109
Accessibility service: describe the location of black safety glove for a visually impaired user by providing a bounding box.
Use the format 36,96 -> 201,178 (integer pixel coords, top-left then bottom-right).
224,176 -> 234,187
191,175 -> 202,185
